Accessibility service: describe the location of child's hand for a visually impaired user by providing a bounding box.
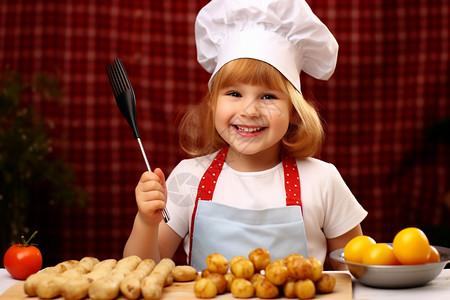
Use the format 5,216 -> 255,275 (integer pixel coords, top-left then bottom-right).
135,168 -> 168,225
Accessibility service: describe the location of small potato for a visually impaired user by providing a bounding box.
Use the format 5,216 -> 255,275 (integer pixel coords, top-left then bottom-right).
24,266 -> 64,296
230,278 -> 254,298
230,256 -> 246,267
295,279 -> 316,300
282,278 -> 297,298
255,278 -> 279,299
204,272 -> 227,294
285,253 -> 303,265
141,258 -> 175,300
265,261 -> 289,286
201,268 -> 211,278
307,257 -> 323,282
206,253 -> 229,275
248,248 -> 270,271
224,273 -> 236,292
194,278 -> 217,299
230,258 -> 254,279
270,259 -> 286,266
249,273 -> 265,288
172,265 -> 198,282
286,256 -> 313,280
315,273 -> 336,294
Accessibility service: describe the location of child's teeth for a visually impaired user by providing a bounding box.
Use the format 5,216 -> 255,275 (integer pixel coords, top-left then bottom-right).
237,126 -> 262,133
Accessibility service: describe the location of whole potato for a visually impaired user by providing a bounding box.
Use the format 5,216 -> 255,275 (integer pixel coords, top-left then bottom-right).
230,256 -> 246,267
206,253 -> 229,275
201,268 -> 211,278
265,262 -> 289,286
270,259 -> 286,266
194,278 -> 217,299
224,273 -> 236,292
249,273 -> 265,288
230,278 -> 254,298
315,273 -> 336,294
172,265 -> 198,282
286,256 -> 313,280
230,258 -> 254,279
307,257 -> 323,282
203,272 -> 227,294
282,278 -> 297,298
285,253 -> 303,265
294,279 -> 316,300
248,248 -> 271,271
255,278 -> 279,299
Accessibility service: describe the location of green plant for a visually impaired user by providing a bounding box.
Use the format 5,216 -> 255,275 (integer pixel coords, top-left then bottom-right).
0,70 -> 86,255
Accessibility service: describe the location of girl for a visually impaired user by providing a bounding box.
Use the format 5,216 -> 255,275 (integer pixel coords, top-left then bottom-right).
124,0 -> 367,271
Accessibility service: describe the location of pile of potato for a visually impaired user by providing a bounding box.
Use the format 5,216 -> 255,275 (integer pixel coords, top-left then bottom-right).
23,255 -> 176,300
194,248 -> 336,299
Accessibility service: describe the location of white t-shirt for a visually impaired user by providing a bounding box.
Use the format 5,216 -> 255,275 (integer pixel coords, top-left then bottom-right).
165,150 -> 367,264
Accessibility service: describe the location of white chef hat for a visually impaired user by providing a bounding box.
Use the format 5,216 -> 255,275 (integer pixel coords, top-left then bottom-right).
195,0 -> 338,93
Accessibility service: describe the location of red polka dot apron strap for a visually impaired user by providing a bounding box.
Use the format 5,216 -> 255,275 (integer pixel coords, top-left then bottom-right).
282,155 -> 302,209
195,147 -> 229,201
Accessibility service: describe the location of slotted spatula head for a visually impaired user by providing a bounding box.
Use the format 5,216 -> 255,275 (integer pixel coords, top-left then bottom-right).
106,58 -> 141,139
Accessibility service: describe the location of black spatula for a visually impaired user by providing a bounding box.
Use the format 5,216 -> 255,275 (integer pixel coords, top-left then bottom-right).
106,58 -> 170,223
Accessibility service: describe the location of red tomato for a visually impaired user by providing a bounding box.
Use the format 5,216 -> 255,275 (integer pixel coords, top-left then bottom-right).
3,231 -> 43,280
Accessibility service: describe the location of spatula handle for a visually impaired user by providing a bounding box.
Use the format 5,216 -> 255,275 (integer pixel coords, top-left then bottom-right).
137,138 -> 170,223
137,138 -> 152,172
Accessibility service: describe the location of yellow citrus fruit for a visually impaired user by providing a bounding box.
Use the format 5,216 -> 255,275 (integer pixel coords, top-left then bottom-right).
343,235 -> 376,264
427,246 -> 441,263
392,227 -> 431,265
362,243 -> 400,265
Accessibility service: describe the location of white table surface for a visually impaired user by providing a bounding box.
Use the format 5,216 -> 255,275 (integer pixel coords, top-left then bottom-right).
1,268 -> 450,299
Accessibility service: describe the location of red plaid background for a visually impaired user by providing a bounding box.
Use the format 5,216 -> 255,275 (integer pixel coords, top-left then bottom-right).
1,0 -> 449,266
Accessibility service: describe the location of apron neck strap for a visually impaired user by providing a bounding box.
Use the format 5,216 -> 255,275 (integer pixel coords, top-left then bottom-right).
195,147 -> 229,201
282,155 -> 302,207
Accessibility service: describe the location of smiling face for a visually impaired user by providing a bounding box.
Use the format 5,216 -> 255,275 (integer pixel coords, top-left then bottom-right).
214,82 -> 292,165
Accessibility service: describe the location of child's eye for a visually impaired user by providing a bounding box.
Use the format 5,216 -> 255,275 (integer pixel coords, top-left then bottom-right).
262,94 -> 277,100
226,91 -> 241,97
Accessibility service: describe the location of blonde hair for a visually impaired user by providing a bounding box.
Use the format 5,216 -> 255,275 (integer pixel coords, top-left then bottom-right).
179,59 -> 324,159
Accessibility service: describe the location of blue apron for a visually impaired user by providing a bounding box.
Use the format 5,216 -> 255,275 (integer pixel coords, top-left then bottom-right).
188,147 -> 308,270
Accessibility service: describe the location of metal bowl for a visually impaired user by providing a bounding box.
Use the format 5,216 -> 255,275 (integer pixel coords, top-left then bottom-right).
330,245 -> 450,288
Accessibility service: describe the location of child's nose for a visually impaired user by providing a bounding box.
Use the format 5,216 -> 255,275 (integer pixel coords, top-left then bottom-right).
240,98 -> 261,117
